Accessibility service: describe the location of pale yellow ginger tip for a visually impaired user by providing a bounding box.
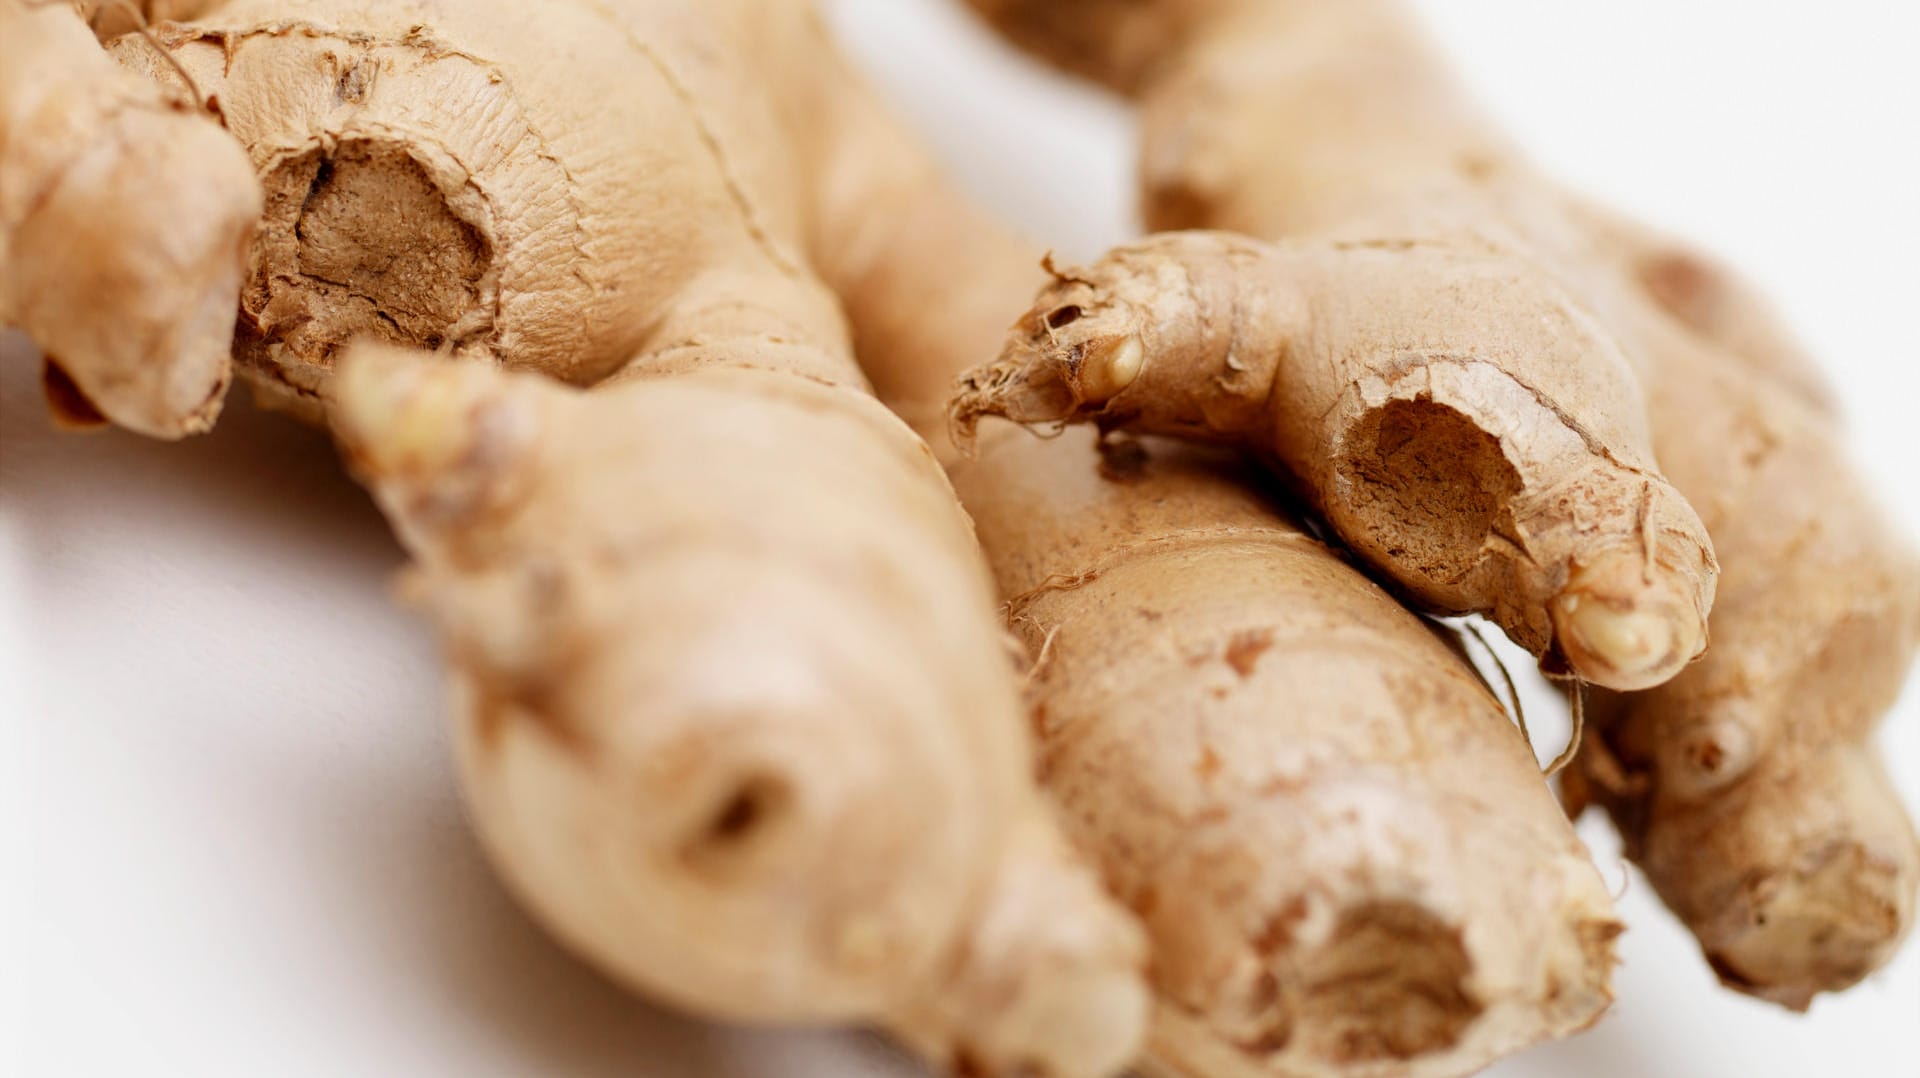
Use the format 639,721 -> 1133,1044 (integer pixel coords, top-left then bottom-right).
1081,335 -> 1145,403
1554,588 -> 1703,692
332,347 -> 501,480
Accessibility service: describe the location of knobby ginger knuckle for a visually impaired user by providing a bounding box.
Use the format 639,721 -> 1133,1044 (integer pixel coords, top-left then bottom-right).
1585,327 -> 1920,1007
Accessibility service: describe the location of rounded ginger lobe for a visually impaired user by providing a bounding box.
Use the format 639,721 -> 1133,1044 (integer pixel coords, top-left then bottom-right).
330,342 -> 1147,1075
951,430 -> 1622,1078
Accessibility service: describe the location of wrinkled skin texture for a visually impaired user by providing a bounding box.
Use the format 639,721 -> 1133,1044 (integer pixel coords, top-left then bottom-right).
810,62 -> 1623,1078
4,2 -> 1152,1073
962,0 -> 1920,1009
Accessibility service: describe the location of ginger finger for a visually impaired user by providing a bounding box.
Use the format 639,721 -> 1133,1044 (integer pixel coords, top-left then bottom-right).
1582,307 -> 1920,1008
961,428 -> 1622,1078
333,333 -> 1147,1078
951,230 -> 1716,693
0,0 -> 259,437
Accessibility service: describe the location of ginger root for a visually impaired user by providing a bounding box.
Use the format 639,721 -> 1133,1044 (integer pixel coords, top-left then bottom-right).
957,428 -> 1622,1078
951,230 -> 1717,693
1571,240 -> 1920,1007
0,0 -> 260,437
330,342 -> 1145,1075
6,1 -> 1154,1071
960,0 -> 1920,1007
805,48 -> 1621,1076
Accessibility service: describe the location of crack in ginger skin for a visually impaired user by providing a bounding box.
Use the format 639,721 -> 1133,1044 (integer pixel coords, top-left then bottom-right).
801,46 -> 1622,1078
959,0 -> 1920,1010
9,2 -> 1156,1074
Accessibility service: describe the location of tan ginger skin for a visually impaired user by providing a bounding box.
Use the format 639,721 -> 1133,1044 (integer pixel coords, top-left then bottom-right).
952,232 -> 1718,695
4,2 -> 1153,1073
811,54 -> 1621,1078
0,1 -> 260,437
960,0 -> 1920,1008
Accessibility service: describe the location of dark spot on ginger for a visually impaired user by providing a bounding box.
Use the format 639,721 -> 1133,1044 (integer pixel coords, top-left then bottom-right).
1455,154 -> 1498,182
679,772 -> 792,874
710,784 -> 768,840
1689,738 -> 1726,775
1638,251 -> 1724,335
1224,628 -> 1274,678
1255,894 -> 1310,956
1144,174 -> 1217,232
335,59 -> 373,103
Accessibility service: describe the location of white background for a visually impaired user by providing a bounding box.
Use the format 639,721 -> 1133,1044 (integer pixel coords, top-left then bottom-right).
3,1 -> 1916,1075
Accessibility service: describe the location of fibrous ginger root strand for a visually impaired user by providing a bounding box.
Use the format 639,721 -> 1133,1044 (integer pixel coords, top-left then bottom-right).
0,0 -> 259,438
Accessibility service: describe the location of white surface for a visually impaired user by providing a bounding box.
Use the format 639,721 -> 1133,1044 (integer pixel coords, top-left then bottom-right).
4,1 -> 1917,1075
